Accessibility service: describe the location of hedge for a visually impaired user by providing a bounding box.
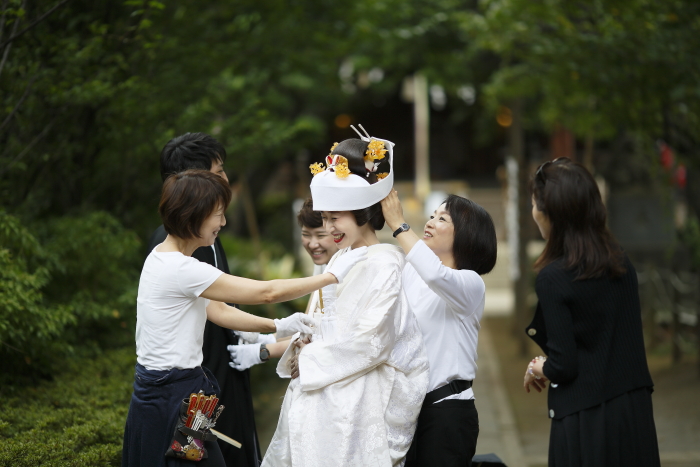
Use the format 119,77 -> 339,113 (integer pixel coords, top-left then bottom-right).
0,346 -> 136,467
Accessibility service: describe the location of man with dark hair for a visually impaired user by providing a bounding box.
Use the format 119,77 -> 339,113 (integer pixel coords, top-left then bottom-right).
147,132 -> 261,467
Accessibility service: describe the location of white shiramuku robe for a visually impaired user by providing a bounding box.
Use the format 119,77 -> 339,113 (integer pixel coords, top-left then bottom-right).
262,244 -> 429,467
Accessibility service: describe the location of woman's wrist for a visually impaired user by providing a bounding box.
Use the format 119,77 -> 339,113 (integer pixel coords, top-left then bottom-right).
324,272 -> 339,284
387,217 -> 406,232
267,318 -> 278,333
528,355 -> 547,380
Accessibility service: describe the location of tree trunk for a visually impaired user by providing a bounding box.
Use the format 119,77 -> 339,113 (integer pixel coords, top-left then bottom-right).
509,99 -> 530,356
413,73 -> 430,204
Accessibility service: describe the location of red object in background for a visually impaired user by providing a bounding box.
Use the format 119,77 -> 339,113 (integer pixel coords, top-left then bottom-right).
675,164 -> 687,189
660,142 -> 674,169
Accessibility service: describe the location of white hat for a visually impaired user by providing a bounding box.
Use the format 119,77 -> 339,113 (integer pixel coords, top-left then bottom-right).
310,125 -> 394,211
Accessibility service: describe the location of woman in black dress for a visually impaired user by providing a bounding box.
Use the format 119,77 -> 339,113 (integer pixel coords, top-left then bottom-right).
523,158 -> 660,467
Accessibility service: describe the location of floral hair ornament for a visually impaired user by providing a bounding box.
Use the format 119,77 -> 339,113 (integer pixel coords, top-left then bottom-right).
363,139 -> 388,175
309,124 -> 395,212
309,142 -> 349,179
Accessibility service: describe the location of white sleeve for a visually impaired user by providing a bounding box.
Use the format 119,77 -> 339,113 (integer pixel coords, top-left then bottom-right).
297,262 -> 400,391
177,257 -> 224,298
405,240 -> 484,317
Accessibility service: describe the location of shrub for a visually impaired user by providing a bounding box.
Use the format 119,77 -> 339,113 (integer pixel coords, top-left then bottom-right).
0,211 -> 140,384
0,346 -> 136,466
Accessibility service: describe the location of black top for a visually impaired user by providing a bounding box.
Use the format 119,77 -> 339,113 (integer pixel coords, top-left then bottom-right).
147,226 -> 261,467
526,254 -> 653,420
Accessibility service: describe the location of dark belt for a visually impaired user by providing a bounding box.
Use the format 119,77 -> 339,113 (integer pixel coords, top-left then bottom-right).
423,380 -> 473,406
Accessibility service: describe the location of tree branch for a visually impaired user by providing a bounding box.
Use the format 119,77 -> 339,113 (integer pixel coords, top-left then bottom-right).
0,0 -> 71,50
0,0 -> 10,44
0,118 -> 55,176
0,72 -> 38,133
0,0 -> 21,77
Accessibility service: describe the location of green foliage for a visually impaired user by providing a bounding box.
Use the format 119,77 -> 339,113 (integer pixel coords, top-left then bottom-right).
459,0 -> 700,160
0,346 -> 135,467
0,212 -> 75,361
0,211 -> 140,382
679,216 -> 700,270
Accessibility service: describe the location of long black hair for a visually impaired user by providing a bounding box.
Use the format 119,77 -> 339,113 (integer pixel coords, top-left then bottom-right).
530,158 -> 625,279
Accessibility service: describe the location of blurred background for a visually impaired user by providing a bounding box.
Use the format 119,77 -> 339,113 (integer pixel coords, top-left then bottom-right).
1,1 -> 699,466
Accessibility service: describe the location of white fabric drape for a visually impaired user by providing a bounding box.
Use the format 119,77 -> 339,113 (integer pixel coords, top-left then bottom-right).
262,244 -> 429,467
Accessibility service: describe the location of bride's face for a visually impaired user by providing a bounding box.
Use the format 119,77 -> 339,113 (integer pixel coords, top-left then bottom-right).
321,211 -> 361,249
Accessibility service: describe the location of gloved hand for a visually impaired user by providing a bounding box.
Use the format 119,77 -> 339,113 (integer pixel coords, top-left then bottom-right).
325,246 -> 368,283
235,331 -> 259,345
236,331 -> 277,345
274,313 -> 318,338
228,343 -> 262,371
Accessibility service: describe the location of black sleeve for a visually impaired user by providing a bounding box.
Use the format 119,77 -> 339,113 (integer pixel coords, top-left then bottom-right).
536,268 -> 579,384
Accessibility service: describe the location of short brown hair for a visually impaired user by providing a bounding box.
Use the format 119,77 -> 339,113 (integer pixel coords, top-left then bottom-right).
297,198 -> 323,229
159,169 -> 232,239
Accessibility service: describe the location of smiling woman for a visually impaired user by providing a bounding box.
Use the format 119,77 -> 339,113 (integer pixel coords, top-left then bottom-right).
381,190 -> 497,467
297,198 -> 337,267
121,169 -> 368,467
262,131 -> 429,467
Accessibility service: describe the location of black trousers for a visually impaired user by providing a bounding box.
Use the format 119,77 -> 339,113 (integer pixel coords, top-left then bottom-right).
405,398 -> 479,467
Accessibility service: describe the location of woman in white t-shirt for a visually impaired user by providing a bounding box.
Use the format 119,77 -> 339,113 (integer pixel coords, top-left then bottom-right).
381,190 -> 498,467
122,170 -> 366,467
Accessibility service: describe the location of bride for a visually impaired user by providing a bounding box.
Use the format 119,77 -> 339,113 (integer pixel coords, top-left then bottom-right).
262,127 -> 429,467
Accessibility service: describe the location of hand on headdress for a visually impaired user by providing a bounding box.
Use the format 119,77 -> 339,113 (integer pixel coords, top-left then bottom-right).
380,190 -> 406,232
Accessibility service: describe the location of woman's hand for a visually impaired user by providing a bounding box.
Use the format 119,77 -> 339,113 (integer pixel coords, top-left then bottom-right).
274,313 -> 318,338
523,357 -> 548,393
290,337 -> 310,379
380,190 -> 406,231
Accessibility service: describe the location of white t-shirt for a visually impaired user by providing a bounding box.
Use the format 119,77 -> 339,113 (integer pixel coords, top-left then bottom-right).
402,240 -> 485,401
136,247 -> 224,370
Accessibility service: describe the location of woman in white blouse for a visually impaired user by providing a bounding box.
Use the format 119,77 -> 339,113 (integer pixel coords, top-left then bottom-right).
381,190 -> 498,467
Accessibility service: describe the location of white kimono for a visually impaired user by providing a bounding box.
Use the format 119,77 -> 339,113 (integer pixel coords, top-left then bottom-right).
262,244 -> 429,467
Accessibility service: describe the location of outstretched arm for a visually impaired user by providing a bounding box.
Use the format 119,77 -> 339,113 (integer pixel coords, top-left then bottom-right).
206,301 -> 316,337
200,247 -> 368,305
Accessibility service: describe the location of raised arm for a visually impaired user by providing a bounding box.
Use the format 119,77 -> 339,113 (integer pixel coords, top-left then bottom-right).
380,190 -> 421,255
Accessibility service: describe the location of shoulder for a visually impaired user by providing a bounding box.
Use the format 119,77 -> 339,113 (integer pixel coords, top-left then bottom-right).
458,268 -> 485,292
535,258 -> 572,290
367,244 -> 405,268
537,258 -> 567,279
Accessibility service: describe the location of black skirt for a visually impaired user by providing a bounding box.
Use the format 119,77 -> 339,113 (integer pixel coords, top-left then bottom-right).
549,386 -> 660,467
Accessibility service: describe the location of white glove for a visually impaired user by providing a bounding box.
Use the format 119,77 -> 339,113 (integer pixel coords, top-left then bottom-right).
274,313 -> 318,338
235,331 -> 277,345
325,246 -> 368,283
228,343 -> 262,371
235,331 -> 260,345
257,333 -> 277,345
